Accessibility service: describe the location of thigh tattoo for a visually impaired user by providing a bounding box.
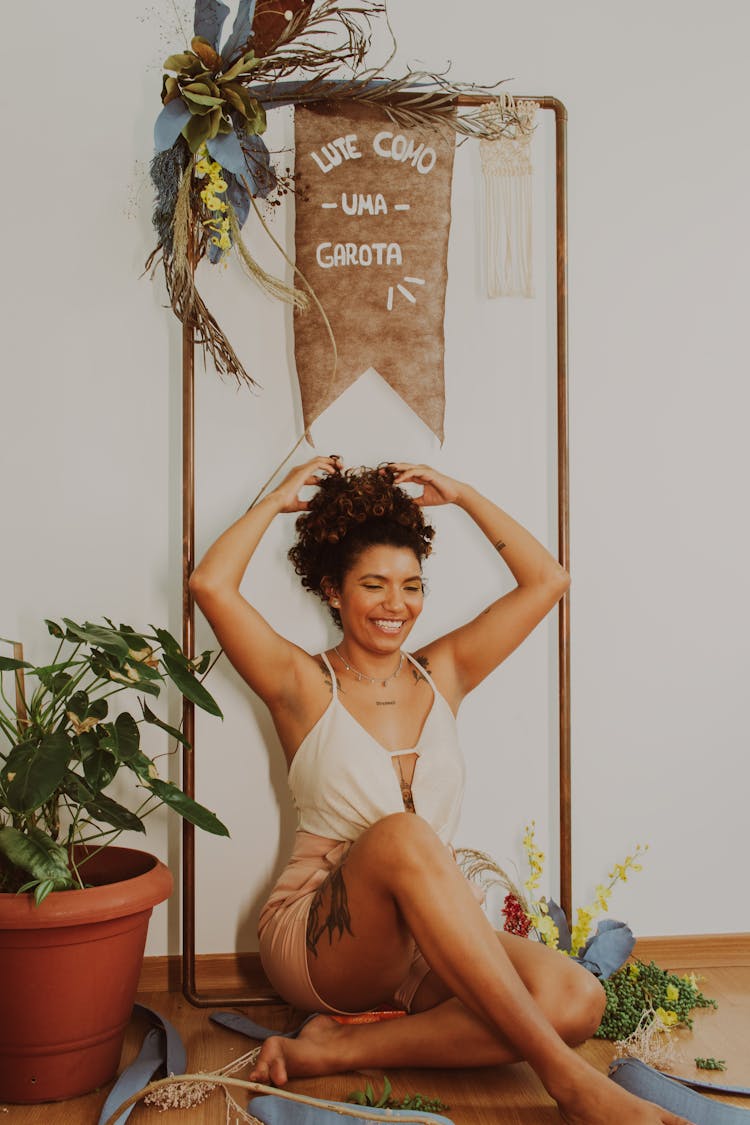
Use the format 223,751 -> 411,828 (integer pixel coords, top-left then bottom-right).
306,865 -> 354,956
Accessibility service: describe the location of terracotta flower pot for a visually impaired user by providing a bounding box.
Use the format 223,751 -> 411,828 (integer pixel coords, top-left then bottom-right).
0,845 -> 172,1104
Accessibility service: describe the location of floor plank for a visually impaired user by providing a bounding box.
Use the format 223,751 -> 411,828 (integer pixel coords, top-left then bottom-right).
1,967 -> 747,1123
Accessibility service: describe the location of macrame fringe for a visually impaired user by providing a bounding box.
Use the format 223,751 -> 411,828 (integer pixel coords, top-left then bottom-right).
479,98 -> 539,298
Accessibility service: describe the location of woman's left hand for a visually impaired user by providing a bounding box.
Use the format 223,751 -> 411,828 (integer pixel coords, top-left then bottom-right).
386,463 -> 464,507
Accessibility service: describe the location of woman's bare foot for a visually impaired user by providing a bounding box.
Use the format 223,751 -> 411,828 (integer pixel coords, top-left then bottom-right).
248,1015 -> 349,1086
556,1064 -> 695,1125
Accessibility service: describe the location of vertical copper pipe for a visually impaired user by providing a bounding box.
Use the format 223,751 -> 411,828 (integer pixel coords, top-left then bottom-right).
182,320 -> 197,1001
552,100 -> 572,921
180,94 -> 571,1004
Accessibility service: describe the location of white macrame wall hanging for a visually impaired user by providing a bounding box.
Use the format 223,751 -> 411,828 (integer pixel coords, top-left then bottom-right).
480,98 -> 539,298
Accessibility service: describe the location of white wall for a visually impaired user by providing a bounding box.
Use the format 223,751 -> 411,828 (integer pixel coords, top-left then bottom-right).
1,0 -> 747,955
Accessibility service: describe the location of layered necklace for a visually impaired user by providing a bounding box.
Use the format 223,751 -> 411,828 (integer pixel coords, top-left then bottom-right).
333,646 -> 404,688
332,646 -> 415,812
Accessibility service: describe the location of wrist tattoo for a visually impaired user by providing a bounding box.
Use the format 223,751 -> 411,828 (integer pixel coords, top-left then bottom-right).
376,699 -> 396,706
494,539 -> 507,553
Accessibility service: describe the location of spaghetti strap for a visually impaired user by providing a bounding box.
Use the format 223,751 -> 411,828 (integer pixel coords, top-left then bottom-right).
320,651 -> 338,699
404,651 -> 438,694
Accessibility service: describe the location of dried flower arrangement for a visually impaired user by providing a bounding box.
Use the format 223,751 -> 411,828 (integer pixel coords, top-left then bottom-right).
458,822 -> 646,976
147,0 -> 528,388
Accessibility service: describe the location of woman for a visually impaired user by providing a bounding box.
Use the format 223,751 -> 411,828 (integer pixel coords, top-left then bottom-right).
190,456 -> 691,1125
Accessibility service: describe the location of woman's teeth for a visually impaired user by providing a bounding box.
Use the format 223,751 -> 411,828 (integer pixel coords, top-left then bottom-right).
373,619 -> 402,633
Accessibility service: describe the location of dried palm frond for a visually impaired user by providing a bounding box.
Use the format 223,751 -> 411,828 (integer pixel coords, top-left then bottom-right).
255,72 -> 524,141
229,204 -> 309,310
455,846 -> 530,908
252,0 -> 384,73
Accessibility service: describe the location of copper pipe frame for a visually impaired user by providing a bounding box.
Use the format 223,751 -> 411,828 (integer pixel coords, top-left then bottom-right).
181,95 -> 570,1006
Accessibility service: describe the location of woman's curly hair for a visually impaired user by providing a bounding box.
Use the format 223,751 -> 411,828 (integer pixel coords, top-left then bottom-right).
288,465 -> 435,626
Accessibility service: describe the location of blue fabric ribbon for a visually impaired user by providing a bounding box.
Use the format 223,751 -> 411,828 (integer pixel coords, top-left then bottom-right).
609,1058 -> 750,1124
96,1004 -> 186,1125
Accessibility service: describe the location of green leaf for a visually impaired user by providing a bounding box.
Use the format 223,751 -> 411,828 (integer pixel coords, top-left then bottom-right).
82,747 -> 118,791
115,713 -> 140,759
163,655 -> 222,717
125,659 -> 162,682
81,793 -> 145,833
66,690 -> 89,721
124,751 -> 158,783
62,619 -> 130,658
163,51 -> 201,73
45,619 -> 64,638
219,50 -> 257,83
30,659 -> 79,680
365,1082 -> 374,1105
151,627 -> 182,657
140,700 -> 188,746
101,714 -> 140,761
0,656 -> 32,671
193,649 -> 213,675
35,668 -> 72,695
244,97 -> 266,136
88,698 -> 109,721
377,1077 -> 392,1107
147,778 -> 229,836
0,826 -> 72,889
62,769 -> 95,803
2,731 -> 70,812
347,1092 -> 367,1106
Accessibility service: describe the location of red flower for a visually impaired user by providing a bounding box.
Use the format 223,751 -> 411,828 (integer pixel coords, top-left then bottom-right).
502,893 -> 531,937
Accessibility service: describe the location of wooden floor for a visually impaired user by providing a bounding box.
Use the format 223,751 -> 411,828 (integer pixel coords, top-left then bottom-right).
2,966 -> 748,1123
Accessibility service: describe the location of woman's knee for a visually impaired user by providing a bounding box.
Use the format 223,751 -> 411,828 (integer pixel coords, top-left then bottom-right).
356,812 -> 443,868
548,965 -> 607,1044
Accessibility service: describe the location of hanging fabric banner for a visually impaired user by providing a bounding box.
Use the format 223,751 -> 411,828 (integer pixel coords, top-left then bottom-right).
293,102 -> 456,442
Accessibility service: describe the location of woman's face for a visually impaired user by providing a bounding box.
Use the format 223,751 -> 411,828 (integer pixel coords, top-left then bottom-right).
335,543 -> 424,652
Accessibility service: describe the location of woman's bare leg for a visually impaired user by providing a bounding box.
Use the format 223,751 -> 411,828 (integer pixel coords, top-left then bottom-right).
254,815 -> 692,1125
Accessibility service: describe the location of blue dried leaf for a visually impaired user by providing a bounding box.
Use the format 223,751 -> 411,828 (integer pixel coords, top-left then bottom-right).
574,920 -> 635,979
221,0 -> 257,64
206,129 -> 248,177
154,100 -> 191,152
240,132 -> 276,198
226,172 -> 250,229
544,898 -> 572,953
194,0 -> 230,52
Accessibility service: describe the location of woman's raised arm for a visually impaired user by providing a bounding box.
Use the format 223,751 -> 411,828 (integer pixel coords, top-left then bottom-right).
389,463 -> 570,705
189,455 -> 340,708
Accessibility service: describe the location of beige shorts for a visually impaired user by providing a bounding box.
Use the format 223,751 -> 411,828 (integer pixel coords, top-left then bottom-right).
257,831 -> 431,1015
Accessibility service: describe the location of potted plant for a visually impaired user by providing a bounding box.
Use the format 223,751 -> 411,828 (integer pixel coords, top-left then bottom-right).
0,617 -> 227,1104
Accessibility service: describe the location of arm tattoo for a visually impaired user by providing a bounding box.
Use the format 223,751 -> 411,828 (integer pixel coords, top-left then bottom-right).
494,539 -> 507,553
319,660 -> 343,695
306,866 -> 353,956
411,654 -> 431,685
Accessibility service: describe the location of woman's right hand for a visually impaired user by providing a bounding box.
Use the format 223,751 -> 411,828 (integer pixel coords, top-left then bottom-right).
270,455 -> 342,513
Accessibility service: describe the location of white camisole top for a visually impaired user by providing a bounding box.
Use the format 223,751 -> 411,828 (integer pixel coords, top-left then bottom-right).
287,651 -> 465,845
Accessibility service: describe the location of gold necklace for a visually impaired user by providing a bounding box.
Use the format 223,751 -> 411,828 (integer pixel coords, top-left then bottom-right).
333,646 -> 404,687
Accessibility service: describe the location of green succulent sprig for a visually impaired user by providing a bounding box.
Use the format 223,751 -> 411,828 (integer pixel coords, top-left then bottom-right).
347,1076 -> 448,1114
596,960 -> 717,1041
162,37 -> 265,153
